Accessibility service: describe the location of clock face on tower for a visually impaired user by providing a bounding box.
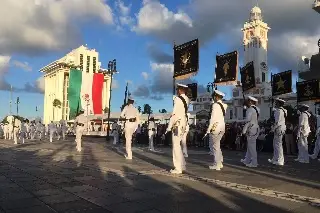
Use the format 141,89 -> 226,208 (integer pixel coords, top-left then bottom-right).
260,62 -> 267,70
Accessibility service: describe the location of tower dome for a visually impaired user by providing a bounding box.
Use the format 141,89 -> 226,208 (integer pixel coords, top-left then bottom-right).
250,6 -> 262,21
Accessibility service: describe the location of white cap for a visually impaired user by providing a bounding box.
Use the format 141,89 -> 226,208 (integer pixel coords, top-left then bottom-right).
176,83 -> 188,88
128,96 -> 134,100
247,96 -> 258,102
275,98 -> 285,103
300,104 -> 309,108
214,89 -> 225,97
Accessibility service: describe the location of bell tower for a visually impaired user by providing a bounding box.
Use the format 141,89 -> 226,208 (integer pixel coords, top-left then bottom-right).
242,6 -> 270,83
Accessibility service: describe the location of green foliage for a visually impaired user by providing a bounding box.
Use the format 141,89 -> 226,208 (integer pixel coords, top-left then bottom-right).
142,104 -> 152,115
1,115 -> 25,123
159,109 -> 167,113
53,99 -> 62,108
138,106 -> 142,113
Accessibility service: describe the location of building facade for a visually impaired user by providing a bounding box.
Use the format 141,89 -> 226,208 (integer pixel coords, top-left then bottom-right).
40,45 -> 112,124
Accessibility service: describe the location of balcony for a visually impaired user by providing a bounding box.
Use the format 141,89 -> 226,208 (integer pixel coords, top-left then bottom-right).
313,0 -> 320,13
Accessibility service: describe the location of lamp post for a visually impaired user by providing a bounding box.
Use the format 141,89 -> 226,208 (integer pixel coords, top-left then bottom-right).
101,59 -> 118,140
15,97 -> 20,115
83,94 -> 90,132
207,82 -> 215,95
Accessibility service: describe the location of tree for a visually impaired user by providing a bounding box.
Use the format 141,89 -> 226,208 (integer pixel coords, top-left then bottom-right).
52,99 -> 62,121
103,107 -> 109,114
142,104 -> 152,115
159,109 -> 167,113
138,106 -> 142,113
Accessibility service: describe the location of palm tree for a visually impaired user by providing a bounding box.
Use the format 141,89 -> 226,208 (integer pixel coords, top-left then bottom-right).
52,99 -> 62,121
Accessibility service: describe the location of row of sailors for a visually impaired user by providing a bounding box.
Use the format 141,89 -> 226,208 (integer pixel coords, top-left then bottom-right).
0,120 -> 68,144
118,83 -> 320,175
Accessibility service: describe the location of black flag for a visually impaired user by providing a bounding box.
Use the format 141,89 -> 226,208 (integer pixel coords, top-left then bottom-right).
215,51 -> 238,85
240,61 -> 255,92
272,70 -> 292,96
187,83 -> 197,101
297,79 -> 320,102
174,39 -> 199,80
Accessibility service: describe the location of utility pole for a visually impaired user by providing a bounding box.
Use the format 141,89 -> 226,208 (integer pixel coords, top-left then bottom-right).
9,85 -> 12,115
16,97 -> 20,115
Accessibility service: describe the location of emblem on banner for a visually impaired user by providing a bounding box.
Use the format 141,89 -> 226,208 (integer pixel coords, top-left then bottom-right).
304,85 -> 313,96
181,51 -> 191,69
223,59 -> 231,77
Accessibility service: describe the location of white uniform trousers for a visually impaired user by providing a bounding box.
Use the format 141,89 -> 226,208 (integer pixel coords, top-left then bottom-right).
243,136 -> 258,166
13,128 -> 19,144
20,132 -> 27,144
61,130 -> 66,140
148,130 -> 155,151
49,130 -> 56,143
75,126 -> 85,152
310,137 -> 320,159
181,131 -> 188,157
9,126 -> 14,140
125,125 -> 136,159
209,133 -> 224,166
297,135 -> 309,163
272,134 -> 284,165
112,130 -> 119,145
172,133 -> 186,172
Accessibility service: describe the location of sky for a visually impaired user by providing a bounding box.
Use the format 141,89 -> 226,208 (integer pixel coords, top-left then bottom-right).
0,0 -> 319,120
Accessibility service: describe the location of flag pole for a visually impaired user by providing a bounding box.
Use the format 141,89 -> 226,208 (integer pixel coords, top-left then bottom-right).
9,85 -> 12,115
173,41 -> 176,106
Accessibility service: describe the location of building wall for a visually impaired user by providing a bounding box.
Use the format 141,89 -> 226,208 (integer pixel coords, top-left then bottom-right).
41,46 -> 111,125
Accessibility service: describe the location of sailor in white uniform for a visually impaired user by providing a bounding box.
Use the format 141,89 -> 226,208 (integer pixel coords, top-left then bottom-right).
241,96 -> 260,168
205,90 -> 227,171
20,119 -> 28,144
74,110 -> 87,152
269,98 -> 287,166
111,121 -> 119,145
48,121 -> 57,143
148,116 -> 156,151
166,83 -> 190,174
120,96 -> 140,160
295,104 -> 311,163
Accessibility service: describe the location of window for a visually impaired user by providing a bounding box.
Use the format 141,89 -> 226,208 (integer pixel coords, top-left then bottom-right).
230,109 -> 233,120
233,90 -> 239,97
86,56 -> 90,73
262,72 -> 266,82
80,54 -> 83,71
93,57 -> 96,73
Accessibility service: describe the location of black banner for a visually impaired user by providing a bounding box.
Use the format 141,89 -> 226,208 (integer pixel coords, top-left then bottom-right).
187,83 -> 197,101
272,70 -> 292,96
297,79 -> 320,102
240,61 -> 255,92
215,51 -> 238,85
174,39 -> 199,80
310,53 -> 320,73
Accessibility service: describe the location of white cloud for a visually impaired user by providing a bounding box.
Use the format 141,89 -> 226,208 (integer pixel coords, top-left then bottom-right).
12,60 -> 32,72
35,77 -> 45,92
0,55 -> 11,90
141,72 -> 149,80
0,0 -> 114,55
133,0 -> 192,33
115,0 -> 134,28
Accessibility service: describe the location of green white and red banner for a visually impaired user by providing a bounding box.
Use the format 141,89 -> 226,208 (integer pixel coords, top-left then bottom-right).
67,69 -> 104,119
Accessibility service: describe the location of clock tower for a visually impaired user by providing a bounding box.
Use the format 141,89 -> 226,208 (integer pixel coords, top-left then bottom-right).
242,6 -> 270,83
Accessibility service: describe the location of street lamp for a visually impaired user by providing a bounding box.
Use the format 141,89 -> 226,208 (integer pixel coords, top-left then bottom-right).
100,59 -> 118,140
15,97 -> 20,115
207,82 -> 215,95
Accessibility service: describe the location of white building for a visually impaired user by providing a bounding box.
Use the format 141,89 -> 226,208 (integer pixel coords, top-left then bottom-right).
40,45 -> 112,124
193,6 -> 318,122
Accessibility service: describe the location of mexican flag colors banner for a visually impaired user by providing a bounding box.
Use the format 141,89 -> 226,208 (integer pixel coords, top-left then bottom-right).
67,68 -> 104,119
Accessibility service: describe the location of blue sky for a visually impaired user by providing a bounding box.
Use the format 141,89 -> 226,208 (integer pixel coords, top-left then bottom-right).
0,0 -> 318,120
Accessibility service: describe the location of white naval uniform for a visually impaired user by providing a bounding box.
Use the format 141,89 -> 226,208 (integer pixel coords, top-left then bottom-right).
206,100 -> 227,170
13,119 -> 21,144
296,111 -> 311,163
242,105 -> 260,167
30,124 -> 36,140
120,104 -> 140,159
74,114 -> 87,152
61,123 -> 68,140
111,122 -> 119,145
48,122 -> 57,143
148,121 -> 156,151
270,107 -> 287,165
20,122 -> 28,144
4,124 -> 9,139
310,127 -> 320,160
36,122 -> 42,140
167,94 -> 190,173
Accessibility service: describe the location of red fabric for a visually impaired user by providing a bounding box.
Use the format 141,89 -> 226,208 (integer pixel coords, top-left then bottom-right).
92,73 -> 104,114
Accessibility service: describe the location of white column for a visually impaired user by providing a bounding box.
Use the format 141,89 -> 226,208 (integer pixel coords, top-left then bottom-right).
106,77 -> 111,111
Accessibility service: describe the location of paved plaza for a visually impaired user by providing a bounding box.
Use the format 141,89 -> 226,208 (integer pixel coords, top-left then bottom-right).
0,137 -> 319,213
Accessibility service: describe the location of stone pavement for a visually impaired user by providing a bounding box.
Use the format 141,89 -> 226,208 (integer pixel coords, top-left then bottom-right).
0,137 -> 319,213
